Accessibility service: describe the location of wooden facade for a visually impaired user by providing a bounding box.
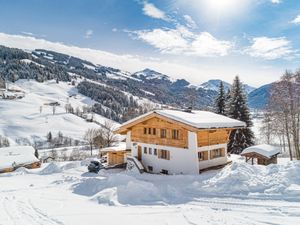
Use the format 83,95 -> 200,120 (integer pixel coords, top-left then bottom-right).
127,116 -> 233,149
197,129 -> 231,147
107,151 -> 126,166
131,117 -> 189,148
0,161 -> 41,174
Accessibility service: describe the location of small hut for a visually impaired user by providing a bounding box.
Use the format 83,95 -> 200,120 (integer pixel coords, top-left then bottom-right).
99,142 -> 127,166
0,146 -> 41,173
241,144 -> 281,165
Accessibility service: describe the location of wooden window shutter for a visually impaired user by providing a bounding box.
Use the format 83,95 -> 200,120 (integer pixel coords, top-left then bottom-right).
167,151 -> 170,160
158,149 -> 162,158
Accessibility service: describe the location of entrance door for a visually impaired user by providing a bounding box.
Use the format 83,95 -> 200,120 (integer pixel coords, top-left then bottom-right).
137,146 -> 142,161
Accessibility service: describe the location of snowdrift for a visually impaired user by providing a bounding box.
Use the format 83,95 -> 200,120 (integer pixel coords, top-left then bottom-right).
73,161 -> 300,205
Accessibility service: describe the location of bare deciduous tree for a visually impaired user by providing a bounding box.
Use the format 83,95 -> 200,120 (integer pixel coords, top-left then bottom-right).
268,70 -> 300,160
84,128 -> 100,156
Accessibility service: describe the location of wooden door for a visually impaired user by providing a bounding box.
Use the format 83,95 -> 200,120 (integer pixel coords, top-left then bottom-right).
138,146 -> 142,161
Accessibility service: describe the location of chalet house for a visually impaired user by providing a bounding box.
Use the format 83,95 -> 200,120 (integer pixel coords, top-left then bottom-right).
115,110 -> 245,175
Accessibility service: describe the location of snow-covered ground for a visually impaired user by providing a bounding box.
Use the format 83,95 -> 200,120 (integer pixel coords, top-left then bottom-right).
0,157 -> 299,225
0,80 -> 114,145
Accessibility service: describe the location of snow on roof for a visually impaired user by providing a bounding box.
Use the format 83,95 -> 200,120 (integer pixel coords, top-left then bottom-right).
0,146 -> 39,170
100,142 -> 127,152
120,110 -> 246,130
241,144 -> 281,158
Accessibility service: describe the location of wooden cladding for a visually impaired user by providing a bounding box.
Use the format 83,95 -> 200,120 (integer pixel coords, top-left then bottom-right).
198,129 -> 231,147
131,117 -> 188,148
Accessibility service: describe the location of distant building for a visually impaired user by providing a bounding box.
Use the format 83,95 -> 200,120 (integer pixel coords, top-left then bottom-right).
115,110 -> 245,175
0,146 -> 41,173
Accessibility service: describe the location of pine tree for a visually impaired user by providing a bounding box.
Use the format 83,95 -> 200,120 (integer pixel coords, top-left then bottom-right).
46,132 -> 52,143
215,81 -> 226,115
34,148 -> 39,159
226,76 -> 255,154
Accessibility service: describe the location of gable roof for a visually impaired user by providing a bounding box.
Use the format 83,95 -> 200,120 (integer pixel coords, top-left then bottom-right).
116,110 -> 246,133
241,144 -> 281,158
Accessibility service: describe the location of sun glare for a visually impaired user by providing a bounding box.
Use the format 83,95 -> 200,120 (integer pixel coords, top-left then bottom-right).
183,0 -> 251,21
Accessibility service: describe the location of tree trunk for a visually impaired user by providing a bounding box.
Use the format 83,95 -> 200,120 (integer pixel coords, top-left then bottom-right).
284,115 -> 293,161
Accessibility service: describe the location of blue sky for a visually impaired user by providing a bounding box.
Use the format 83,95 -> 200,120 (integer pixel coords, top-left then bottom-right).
1,0 -> 300,86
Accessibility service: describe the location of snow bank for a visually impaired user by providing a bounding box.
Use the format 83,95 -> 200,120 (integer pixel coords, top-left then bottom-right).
72,161 -> 300,205
39,161 -> 83,175
39,162 -> 62,175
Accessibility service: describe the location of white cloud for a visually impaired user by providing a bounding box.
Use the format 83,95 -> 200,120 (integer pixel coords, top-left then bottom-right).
133,26 -> 233,57
270,0 -> 281,4
112,28 -> 118,32
183,15 -> 197,29
142,1 -> 168,21
245,36 -> 296,60
290,15 -> 300,25
84,29 -> 93,38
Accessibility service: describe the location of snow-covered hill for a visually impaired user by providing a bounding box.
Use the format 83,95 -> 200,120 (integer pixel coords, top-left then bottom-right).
0,79 -> 116,145
132,68 -> 174,81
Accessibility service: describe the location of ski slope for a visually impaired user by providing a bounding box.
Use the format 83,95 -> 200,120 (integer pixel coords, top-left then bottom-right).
0,79 -> 115,145
0,158 -> 299,225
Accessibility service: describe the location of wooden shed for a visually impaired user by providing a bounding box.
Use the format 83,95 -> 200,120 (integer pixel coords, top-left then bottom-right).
241,144 -> 281,165
0,146 -> 41,173
99,142 -> 127,166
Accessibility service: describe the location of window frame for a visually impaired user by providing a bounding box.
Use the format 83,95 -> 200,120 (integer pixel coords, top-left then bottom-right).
161,129 -> 167,138
172,129 -> 179,139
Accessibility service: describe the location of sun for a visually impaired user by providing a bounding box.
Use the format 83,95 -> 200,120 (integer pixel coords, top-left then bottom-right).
203,0 -> 249,15
180,0 -> 251,21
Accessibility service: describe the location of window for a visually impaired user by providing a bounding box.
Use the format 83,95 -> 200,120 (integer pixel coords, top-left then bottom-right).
211,148 -> 224,159
149,148 -> 152,155
153,128 -> 156,135
154,148 -> 157,155
148,166 -> 153,172
198,151 -> 208,161
159,149 -> 170,160
148,128 -> 151,135
161,129 -> 167,138
161,169 -> 168,175
172,129 -> 179,139
144,128 -> 147,135
144,147 -> 147,154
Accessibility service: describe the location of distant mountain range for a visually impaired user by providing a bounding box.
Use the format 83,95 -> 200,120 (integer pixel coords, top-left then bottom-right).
199,79 -> 256,94
0,45 -> 271,116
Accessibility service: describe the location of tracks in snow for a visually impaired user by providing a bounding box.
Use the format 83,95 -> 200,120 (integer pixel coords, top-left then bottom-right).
0,194 -> 64,225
